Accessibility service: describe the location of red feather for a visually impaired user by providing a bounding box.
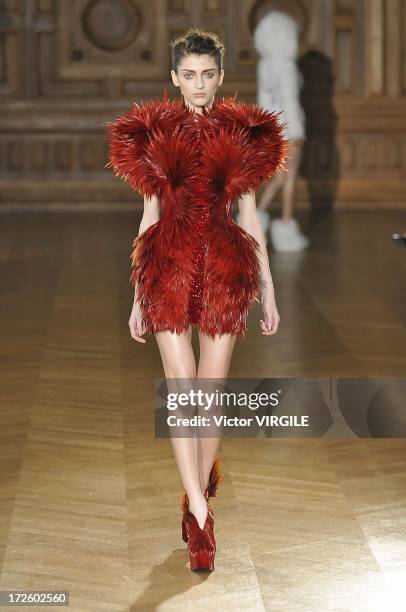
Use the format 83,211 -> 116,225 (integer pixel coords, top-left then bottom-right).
206,96 -> 289,194
105,93 -> 288,338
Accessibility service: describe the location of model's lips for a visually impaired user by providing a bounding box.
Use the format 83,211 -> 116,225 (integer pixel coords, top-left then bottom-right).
193,93 -> 206,97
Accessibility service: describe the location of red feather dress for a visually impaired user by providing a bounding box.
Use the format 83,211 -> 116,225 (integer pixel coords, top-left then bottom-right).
106,91 -> 287,339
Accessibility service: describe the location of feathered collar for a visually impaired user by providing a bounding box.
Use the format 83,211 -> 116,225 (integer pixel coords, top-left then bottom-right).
106,88 -> 288,199
113,89 -> 285,142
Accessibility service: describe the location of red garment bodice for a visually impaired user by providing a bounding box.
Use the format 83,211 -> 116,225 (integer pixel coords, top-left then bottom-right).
106,92 -> 287,338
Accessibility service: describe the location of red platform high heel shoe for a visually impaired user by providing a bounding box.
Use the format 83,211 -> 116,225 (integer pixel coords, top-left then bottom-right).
180,458 -> 222,543
184,503 -> 216,572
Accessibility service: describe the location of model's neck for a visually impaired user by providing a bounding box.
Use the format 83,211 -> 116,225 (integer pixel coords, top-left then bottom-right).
183,95 -> 215,114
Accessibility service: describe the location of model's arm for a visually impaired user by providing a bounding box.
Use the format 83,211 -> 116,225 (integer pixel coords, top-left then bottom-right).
133,193 -> 160,301
237,191 -> 280,335
138,193 -> 160,235
129,194 -> 160,344
238,191 -> 274,294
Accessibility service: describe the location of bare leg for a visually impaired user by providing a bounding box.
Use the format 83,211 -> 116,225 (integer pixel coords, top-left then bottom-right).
196,332 -> 238,495
155,326 -> 208,529
155,328 -> 238,529
256,172 -> 285,211
281,140 -> 303,222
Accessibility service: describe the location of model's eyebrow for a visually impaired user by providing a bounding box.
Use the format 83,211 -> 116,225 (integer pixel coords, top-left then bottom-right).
181,68 -> 217,73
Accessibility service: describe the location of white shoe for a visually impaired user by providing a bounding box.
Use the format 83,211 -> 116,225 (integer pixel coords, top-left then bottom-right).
269,218 -> 310,252
235,209 -> 271,244
288,218 -> 310,248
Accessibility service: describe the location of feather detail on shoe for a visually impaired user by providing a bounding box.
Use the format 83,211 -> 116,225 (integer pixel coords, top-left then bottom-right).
180,457 -> 223,543
205,457 -> 223,498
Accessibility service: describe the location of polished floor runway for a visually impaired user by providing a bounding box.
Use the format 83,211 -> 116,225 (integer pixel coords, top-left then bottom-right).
0,209 -> 405,611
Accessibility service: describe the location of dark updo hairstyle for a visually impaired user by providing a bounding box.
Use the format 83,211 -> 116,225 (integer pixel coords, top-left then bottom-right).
171,26 -> 225,73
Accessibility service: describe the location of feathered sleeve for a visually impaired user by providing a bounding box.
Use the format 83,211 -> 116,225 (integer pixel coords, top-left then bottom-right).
211,96 -> 289,197
105,96 -> 175,198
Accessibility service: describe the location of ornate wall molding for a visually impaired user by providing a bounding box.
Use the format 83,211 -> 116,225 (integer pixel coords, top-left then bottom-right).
0,0 -> 405,209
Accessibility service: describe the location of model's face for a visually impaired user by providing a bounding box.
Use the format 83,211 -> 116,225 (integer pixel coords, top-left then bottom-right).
171,54 -> 224,113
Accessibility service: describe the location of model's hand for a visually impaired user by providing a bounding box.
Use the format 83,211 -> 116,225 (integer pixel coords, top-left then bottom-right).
259,292 -> 280,335
129,301 -> 147,343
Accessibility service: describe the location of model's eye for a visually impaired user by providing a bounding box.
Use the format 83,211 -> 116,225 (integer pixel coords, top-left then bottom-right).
183,73 -> 215,79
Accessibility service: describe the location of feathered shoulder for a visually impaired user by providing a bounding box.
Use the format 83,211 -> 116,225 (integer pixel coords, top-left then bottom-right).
106,92 -> 186,145
213,94 -> 286,143
209,94 -> 289,193
105,92 -> 188,197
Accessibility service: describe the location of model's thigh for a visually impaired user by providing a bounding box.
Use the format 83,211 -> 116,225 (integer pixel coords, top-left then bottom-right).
197,332 -> 237,379
262,170 -> 285,195
155,325 -> 196,379
285,140 -> 303,178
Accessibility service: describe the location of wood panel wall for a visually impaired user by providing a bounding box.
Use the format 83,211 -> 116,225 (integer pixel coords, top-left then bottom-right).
0,0 -> 405,210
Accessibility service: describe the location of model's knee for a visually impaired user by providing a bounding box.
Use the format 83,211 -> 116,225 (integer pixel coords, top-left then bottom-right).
165,367 -> 196,380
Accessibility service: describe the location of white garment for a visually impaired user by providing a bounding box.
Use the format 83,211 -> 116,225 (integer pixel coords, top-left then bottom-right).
254,11 -> 306,141
257,56 -> 305,140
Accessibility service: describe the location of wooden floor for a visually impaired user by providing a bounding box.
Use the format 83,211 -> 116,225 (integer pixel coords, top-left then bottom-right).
0,209 -> 405,611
